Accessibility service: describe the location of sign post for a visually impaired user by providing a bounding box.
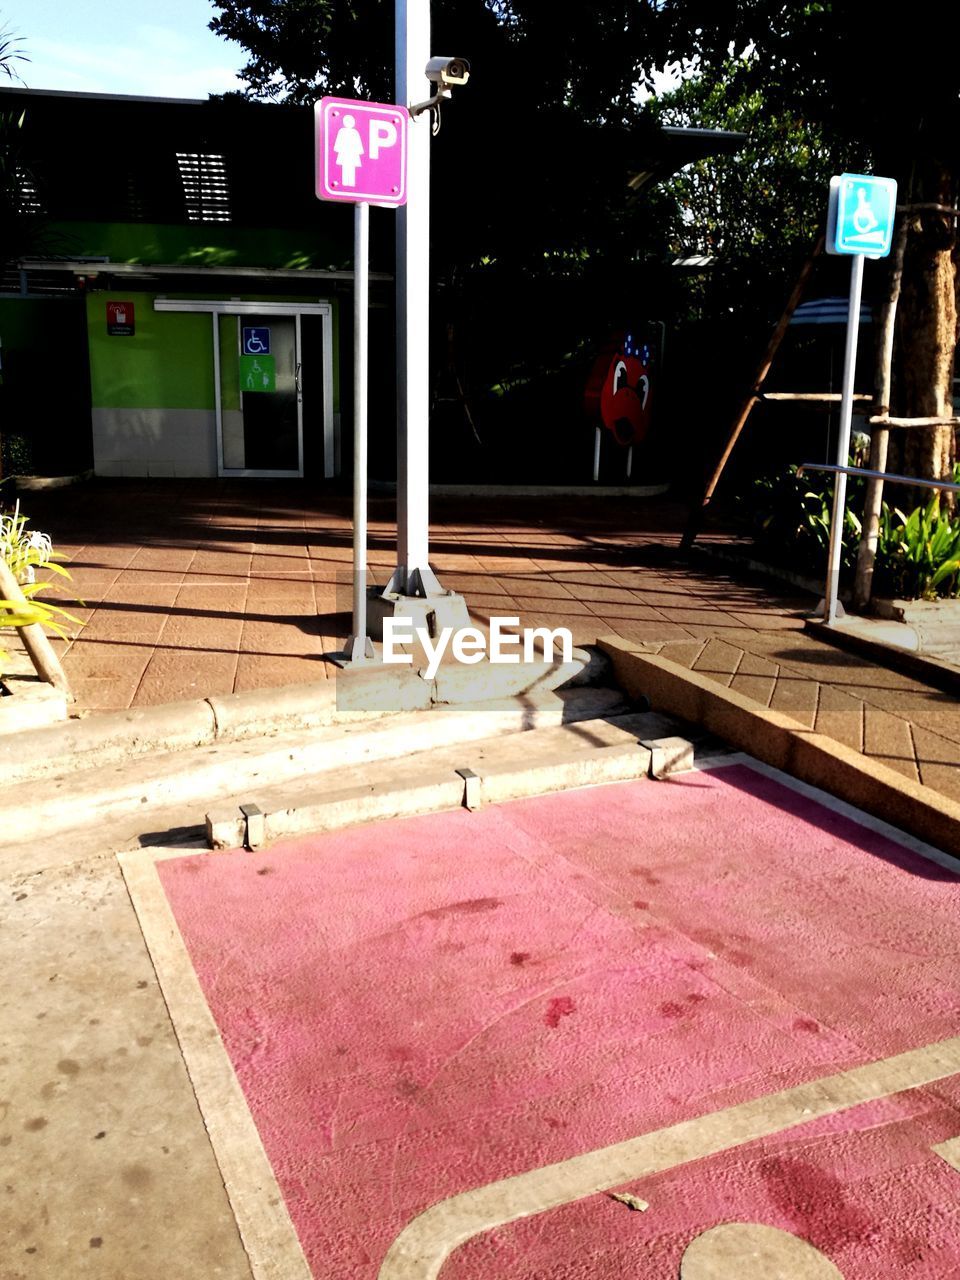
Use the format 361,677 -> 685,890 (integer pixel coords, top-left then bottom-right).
822,173 -> 897,625
316,96 -> 409,662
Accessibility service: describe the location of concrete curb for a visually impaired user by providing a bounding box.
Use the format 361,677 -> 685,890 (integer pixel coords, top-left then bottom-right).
0,681 -> 327,786
803,619 -> 960,698
206,738 -> 680,850
0,650 -> 598,786
688,541 -> 837,602
0,646 -> 69,733
598,636 -> 960,859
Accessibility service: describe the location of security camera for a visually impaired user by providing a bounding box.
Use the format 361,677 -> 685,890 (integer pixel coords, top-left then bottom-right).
424,56 -> 470,87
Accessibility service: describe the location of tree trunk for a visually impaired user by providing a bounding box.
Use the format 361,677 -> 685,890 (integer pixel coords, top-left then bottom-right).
888,159 -> 958,509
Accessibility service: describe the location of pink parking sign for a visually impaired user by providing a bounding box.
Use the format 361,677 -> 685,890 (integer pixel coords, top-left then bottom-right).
315,97 -> 409,207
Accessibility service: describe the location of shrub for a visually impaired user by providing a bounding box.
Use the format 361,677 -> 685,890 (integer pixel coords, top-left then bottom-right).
748,464 -> 864,577
874,496 -> 960,601
0,498 -> 80,672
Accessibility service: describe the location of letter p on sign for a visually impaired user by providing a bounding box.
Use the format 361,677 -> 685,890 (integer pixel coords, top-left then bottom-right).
369,119 -> 397,160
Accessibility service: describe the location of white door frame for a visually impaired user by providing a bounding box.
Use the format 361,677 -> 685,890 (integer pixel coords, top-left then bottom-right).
153,299 -> 336,478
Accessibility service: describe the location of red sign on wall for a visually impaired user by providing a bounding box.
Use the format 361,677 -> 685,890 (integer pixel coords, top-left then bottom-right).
106,301 -> 135,336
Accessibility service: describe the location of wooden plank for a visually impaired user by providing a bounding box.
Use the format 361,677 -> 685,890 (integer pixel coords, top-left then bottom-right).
869,415 -> 960,428
762,392 -> 871,403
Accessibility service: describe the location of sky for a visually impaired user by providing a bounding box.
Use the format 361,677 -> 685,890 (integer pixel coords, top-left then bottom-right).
0,0 -> 247,98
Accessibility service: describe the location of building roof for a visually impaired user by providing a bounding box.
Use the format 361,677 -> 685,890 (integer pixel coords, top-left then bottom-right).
627,126 -> 748,193
0,86 -> 315,229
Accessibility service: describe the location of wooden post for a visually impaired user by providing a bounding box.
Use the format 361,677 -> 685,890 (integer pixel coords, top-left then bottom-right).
681,232 -> 825,551
853,215 -> 910,610
0,557 -> 73,698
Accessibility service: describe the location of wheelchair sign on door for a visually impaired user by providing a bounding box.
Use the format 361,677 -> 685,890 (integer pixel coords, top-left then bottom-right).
242,326 -> 271,355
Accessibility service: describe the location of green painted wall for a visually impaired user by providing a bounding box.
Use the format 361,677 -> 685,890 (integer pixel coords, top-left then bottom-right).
86,292 -> 215,410
57,221 -> 351,271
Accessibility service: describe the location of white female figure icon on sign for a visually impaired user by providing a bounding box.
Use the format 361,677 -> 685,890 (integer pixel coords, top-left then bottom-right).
333,115 -> 364,187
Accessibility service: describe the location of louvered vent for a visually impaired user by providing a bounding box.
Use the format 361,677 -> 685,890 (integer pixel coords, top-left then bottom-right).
175,151 -> 231,223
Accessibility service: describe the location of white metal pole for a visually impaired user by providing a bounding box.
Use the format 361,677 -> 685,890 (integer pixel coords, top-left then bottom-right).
394,0 -> 432,595
824,252 -> 865,626
626,445 -> 633,480
593,426 -> 601,483
348,200 -> 374,661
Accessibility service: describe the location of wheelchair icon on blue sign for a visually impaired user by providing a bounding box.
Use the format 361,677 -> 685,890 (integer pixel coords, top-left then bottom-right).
242,327 -> 271,355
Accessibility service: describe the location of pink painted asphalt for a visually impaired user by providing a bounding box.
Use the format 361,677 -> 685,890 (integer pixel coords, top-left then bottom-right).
158,767 -> 960,1277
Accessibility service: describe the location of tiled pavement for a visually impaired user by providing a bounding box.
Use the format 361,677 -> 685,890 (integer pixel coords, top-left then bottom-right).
15,479 -> 960,803
640,633 -> 960,801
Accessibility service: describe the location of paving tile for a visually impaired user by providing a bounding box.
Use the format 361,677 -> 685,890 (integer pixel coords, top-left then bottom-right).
80,608 -> 168,643
813,683 -> 864,752
61,640 -> 153,683
728,650 -> 780,707
583,600 -> 666,622
837,683 -> 960,745
911,725 -> 960,801
245,580 -> 317,606
129,547 -> 196,571
117,568 -> 187,586
496,576 -> 579,602
158,617 -> 245,653
101,582 -> 180,606
68,546 -> 138,570
767,669 -> 820,728
728,609 -> 808,632
559,583 -> 648,607
512,595 -> 595,617
475,556 -> 542,574
233,653 -> 329,691
134,650 -> 239,705
606,620 -> 696,646
65,674 -> 144,712
657,640 -> 710,670
239,618 -> 326,656
862,704 -> 920,782
64,568 -> 123,592
691,638 -> 745,687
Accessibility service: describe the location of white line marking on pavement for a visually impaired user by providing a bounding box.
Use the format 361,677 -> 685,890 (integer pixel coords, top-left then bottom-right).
378,1035 -> 960,1279
118,848 -> 312,1280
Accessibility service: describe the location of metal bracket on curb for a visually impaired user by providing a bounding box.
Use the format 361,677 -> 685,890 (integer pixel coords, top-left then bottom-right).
639,737 -> 695,780
240,802 -> 265,850
455,767 -> 481,811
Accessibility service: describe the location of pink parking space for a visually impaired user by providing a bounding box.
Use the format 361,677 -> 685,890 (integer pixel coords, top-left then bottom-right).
157,766 -> 960,1278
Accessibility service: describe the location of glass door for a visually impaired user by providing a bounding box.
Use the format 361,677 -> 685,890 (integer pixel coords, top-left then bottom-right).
217,313 -> 303,476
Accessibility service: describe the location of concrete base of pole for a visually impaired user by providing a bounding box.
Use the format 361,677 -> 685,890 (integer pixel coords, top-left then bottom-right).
812,598 -> 847,622
367,587 -> 471,642
335,634 -> 376,667
383,565 -> 449,598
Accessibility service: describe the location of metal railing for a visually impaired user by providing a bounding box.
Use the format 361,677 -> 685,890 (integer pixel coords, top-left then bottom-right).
797,462 -> 960,624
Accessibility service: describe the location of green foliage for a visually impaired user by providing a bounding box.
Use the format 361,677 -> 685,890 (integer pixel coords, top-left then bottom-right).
748,465 -> 960,601
647,60 -> 864,321
748,464 -> 863,578
0,499 -> 80,672
875,497 -> 960,601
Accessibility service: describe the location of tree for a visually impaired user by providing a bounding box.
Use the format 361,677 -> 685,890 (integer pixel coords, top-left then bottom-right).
638,1 -> 960,487
209,0 -> 960,482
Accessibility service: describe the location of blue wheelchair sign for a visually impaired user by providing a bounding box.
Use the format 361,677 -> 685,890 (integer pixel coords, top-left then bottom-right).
827,173 -> 898,258
242,326 -> 271,355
